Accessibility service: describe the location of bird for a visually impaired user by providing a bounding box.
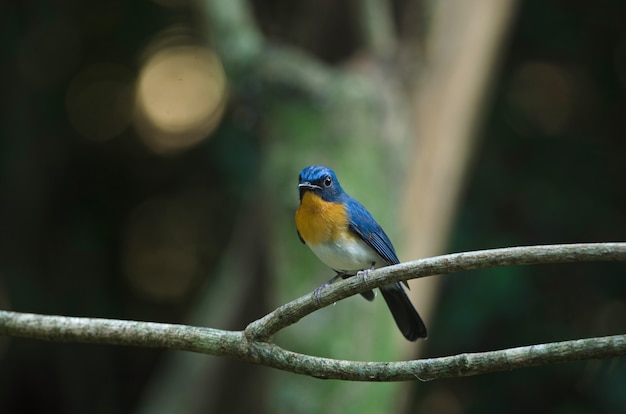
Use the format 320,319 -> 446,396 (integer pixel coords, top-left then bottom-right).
294,165 -> 427,341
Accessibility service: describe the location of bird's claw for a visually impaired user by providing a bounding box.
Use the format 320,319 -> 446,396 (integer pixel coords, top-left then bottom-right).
314,282 -> 330,304
357,263 -> 376,286
356,268 -> 371,283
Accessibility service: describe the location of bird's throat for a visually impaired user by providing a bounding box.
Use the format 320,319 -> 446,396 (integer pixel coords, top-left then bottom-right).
295,192 -> 348,245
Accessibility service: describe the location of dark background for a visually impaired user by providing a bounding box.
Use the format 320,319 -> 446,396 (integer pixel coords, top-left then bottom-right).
1,0 -> 625,413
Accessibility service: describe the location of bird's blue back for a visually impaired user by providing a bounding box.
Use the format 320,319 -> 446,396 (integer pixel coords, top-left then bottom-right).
344,196 -> 400,265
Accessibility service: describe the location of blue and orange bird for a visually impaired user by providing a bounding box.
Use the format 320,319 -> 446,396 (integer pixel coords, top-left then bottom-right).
295,165 -> 427,341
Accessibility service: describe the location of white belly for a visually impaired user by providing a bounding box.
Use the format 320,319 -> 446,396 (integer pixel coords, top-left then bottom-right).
308,236 -> 383,273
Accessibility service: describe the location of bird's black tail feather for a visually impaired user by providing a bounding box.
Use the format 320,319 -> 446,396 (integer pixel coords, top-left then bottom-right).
380,282 -> 428,341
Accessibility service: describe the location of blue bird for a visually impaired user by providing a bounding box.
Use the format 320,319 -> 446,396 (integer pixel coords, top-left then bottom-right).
295,165 -> 427,341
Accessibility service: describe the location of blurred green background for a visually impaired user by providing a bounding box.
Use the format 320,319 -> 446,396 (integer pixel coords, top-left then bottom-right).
1,0 -> 626,413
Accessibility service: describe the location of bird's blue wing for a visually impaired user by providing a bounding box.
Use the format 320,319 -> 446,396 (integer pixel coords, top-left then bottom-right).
346,197 -> 400,265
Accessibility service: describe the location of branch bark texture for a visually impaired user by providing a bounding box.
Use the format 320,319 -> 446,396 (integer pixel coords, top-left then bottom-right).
1,243 -> 625,381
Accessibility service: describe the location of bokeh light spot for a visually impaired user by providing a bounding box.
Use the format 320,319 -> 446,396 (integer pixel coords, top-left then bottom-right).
66,63 -> 134,141
122,191 -> 215,301
507,62 -> 572,136
134,44 -> 227,155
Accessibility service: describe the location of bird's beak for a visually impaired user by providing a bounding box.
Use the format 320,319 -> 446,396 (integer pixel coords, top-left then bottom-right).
298,182 -> 321,190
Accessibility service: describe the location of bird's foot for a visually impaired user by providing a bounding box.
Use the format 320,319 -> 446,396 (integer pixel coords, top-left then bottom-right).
356,263 -> 376,285
314,273 -> 343,304
356,268 -> 370,282
314,283 -> 331,304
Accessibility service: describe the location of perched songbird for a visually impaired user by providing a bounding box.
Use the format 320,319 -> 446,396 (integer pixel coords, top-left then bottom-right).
295,165 -> 427,341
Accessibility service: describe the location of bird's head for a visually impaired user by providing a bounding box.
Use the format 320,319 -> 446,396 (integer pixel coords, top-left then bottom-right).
297,165 -> 345,202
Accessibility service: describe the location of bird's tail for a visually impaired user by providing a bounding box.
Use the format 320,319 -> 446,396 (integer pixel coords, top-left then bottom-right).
380,283 -> 428,341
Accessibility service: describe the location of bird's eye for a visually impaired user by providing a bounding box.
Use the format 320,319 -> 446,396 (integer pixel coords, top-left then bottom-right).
298,174 -> 302,182
324,176 -> 332,187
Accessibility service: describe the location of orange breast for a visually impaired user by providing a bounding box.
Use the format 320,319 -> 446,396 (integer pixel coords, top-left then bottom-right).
295,192 -> 348,245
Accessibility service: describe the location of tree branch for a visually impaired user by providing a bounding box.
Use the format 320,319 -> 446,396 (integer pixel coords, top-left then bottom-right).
245,243 -> 626,340
1,243 -> 625,382
355,0 -> 397,57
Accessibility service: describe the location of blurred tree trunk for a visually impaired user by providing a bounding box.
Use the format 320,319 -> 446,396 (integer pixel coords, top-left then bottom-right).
399,2 -> 518,411
400,0 -> 519,344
